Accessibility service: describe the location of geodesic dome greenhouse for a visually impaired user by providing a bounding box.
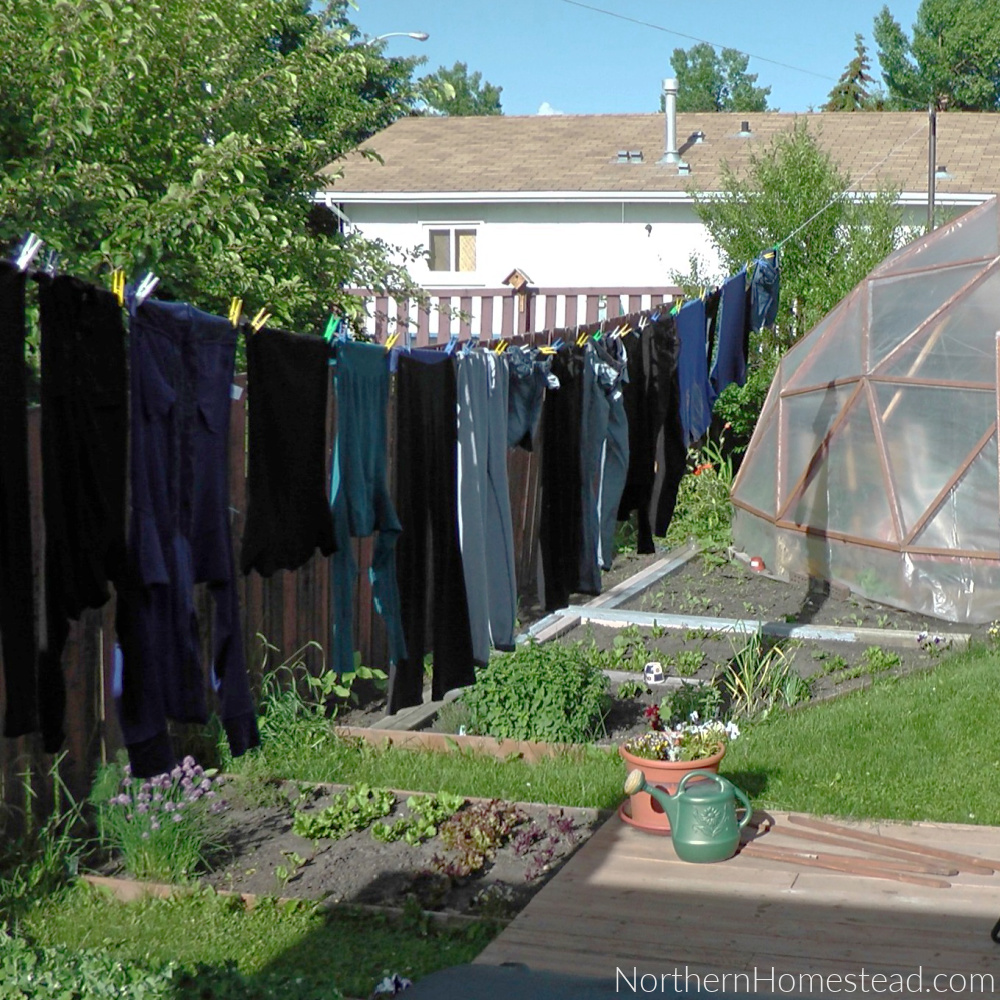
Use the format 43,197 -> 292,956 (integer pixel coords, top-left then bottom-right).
731,197 -> 1000,623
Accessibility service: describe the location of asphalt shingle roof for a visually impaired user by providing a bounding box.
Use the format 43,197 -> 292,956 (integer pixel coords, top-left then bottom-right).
320,112 -> 1000,196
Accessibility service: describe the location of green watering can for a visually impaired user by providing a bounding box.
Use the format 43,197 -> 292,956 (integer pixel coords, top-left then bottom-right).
623,768 -> 752,863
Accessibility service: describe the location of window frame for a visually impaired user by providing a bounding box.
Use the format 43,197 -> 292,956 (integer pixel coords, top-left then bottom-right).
422,222 -> 482,277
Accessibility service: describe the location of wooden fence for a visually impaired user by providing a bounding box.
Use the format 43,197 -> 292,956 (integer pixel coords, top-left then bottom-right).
0,365 -> 547,815
349,285 -> 681,344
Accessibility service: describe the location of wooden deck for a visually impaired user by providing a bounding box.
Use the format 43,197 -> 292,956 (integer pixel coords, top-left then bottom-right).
476,811 -> 1000,994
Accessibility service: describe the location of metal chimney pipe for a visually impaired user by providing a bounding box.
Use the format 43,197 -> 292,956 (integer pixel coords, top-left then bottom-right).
660,78 -> 680,164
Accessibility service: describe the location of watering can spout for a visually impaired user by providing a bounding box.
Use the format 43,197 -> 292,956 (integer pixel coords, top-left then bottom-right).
624,768 -> 678,826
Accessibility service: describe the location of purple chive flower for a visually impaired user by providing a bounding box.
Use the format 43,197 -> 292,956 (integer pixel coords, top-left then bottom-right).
162,801 -> 175,813
172,812 -> 183,823
150,820 -> 160,831
123,764 -> 132,776
182,755 -> 196,770
137,803 -> 149,814
170,767 -> 182,781
141,832 -> 150,840
205,790 -> 216,799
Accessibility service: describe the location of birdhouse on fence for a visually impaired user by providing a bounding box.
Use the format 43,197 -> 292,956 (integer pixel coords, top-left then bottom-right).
502,268 -> 534,334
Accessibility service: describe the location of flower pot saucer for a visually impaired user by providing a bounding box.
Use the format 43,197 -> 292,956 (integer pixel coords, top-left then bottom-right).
617,799 -> 672,836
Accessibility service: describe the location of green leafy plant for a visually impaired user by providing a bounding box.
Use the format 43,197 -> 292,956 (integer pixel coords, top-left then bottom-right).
664,436 -> 736,554
370,792 -> 465,846
658,681 -> 724,729
723,631 -> 805,721
91,755 -> 224,883
291,784 -> 395,844
616,680 -> 646,700
860,645 -> 902,674
674,650 -> 705,678
623,719 -> 739,762
462,642 -> 610,743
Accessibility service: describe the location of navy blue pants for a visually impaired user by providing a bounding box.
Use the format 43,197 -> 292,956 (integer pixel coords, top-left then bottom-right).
116,298 -> 258,777
710,270 -> 749,400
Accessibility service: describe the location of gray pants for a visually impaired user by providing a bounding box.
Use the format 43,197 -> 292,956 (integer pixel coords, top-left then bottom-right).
579,341 -> 630,593
456,353 -> 517,663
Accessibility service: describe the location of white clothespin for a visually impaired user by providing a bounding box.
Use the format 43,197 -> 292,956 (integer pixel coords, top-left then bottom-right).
133,271 -> 159,308
14,233 -> 43,272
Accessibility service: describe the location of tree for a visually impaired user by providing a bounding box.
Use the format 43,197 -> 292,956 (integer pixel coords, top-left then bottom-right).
420,62 -> 503,116
873,0 -> 1000,110
824,34 -> 877,110
690,121 -> 906,437
0,0 -> 423,339
670,44 -> 770,113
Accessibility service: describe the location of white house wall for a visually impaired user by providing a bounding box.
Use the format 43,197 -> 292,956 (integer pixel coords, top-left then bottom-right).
341,201 -> 721,290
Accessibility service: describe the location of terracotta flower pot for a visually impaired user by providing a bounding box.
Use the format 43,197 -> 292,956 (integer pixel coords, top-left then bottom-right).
618,742 -> 726,835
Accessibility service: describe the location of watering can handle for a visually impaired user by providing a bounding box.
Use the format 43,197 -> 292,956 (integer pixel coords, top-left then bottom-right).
676,771 -> 754,830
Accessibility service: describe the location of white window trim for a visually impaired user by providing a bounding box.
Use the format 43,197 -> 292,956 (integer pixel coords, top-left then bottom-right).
420,220 -> 483,279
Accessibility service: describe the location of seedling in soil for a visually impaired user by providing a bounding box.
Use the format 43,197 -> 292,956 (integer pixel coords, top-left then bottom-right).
616,680 -> 646,699
674,650 -> 704,678
877,614 -> 892,629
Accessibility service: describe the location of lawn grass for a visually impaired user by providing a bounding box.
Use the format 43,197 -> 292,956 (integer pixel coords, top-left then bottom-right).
22,881 -> 496,999
723,643 -> 1000,824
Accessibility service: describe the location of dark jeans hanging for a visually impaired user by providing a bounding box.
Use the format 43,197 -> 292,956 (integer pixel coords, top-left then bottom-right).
116,298 -> 258,777
710,270 -> 749,400
37,275 -> 127,752
539,348 -> 585,611
329,341 -> 406,677
618,318 -> 687,552
0,262 -> 37,739
390,351 -> 474,712
241,327 -> 335,576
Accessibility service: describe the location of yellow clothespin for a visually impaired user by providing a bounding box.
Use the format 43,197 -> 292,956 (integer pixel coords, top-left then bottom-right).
538,345 -> 556,355
228,297 -> 243,328
385,332 -> 399,351
576,329 -> 589,347
495,339 -> 509,354
250,306 -> 271,333
111,268 -> 125,308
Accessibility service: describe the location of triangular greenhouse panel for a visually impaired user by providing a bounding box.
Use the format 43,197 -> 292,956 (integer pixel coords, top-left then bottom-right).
732,409 -> 778,517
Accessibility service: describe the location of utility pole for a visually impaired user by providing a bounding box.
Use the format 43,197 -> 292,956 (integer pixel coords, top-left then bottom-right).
927,103 -> 937,231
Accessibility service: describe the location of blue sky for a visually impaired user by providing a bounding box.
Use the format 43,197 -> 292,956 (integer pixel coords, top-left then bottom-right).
351,0 -> 924,115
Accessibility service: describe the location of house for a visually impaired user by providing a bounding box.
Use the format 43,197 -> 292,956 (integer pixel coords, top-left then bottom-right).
315,107 -> 1000,342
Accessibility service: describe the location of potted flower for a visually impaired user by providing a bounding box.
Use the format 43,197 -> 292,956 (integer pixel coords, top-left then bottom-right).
619,712 -> 740,835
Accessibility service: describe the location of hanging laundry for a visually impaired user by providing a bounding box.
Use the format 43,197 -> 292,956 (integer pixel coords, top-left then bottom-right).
618,315 -> 687,552
675,297 -> 713,449
329,340 -> 406,677
456,351 -> 517,664
539,348 -> 585,611
0,261 -> 38,739
37,275 -> 128,752
115,297 -> 258,777
578,338 -> 630,593
506,345 -> 552,451
748,249 -> 780,331
241,327 -> 335,577
390,350 -> 475,712
710,270 -> 749,399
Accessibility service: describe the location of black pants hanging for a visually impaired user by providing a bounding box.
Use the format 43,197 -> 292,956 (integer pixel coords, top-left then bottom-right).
539,349 -> 585,611
389,351 -> 474,712
37,276 -> 128,751
0,262 -> 37,739
618,318 -> 687,552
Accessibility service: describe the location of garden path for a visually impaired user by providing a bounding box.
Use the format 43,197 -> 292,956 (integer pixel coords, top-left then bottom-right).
476,810 -> 1000,993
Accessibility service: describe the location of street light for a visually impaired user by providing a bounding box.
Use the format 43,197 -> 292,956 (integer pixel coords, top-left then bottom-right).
373,31 -> 429,42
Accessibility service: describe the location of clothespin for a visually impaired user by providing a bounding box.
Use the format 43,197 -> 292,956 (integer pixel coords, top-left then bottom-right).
250,305 -> 271,333
13,233 -> 43,272
133,271 -> 159,309
111,268 -> 126,308
550,337 -> 564,351
41,249 -> 59,277
228,297 -> 243,328
444,332 -> 459,356
575,328 -> 589,347
638,314 -> 648,330
322,314 -> 341,343
385,332 -> 400,351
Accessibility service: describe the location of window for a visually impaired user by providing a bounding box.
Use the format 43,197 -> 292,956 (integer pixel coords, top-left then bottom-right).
427,227 -> 477,273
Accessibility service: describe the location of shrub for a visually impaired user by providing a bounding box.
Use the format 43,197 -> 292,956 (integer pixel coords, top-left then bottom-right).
462,642 -> 610,743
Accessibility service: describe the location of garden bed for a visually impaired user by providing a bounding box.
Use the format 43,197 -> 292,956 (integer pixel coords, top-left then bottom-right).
95,779 -> 604,922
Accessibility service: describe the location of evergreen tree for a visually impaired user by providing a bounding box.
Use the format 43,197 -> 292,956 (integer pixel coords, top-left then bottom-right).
823,34 -> 876,111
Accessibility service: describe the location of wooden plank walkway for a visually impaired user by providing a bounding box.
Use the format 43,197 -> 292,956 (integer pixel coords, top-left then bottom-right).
476,811 -> 1000,994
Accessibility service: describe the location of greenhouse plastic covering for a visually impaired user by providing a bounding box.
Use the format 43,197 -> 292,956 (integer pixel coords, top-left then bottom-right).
731,197 -> 1000,623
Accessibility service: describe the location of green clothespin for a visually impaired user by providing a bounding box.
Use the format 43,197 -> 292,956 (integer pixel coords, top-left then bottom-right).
323,314 -> 341,343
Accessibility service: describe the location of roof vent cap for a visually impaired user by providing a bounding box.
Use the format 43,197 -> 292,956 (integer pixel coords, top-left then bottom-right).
935,164 -> 953,179
736,120 -> 753,138
616,149 -> 643,163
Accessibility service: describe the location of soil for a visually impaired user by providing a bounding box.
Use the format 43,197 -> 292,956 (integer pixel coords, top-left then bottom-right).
179,781 -> 604,920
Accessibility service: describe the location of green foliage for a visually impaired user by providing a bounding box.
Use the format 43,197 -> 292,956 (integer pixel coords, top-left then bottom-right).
873,0 -> 1000,110
674,650 -> 705,678
664,437 -> 736,555
91,755 -> 224,883
370,792 -> 465,846
431,800 -> 526,879
291,784 -> 395,843
711,348 -> 781,452
659,682 -> 725,728
420,61 -> 503,115
0,0 -> 424,348
462,643 -> 610,744
693,120 -> 904,352
616,680 -> 646,699
859,645 -> 902,675
824,34 -> 877,111
724,631 -> 805,721
670,43 -> 770,112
